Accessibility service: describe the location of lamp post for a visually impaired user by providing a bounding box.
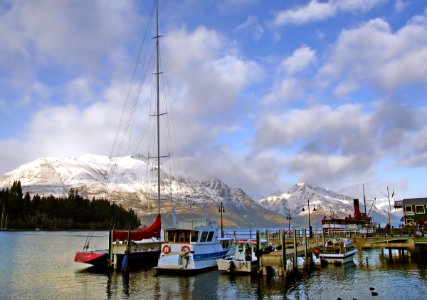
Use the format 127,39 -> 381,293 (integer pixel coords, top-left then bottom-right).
302,197 -> 316,238
219,201 -> 225,238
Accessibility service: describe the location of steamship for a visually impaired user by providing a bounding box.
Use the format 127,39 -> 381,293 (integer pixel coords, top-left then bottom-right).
321,199 -> 374,235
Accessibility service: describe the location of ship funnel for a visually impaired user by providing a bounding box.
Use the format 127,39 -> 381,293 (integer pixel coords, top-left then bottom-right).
353,199 -> 361,219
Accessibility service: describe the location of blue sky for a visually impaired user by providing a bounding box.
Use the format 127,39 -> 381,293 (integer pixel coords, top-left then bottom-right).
1,0 -> 427,200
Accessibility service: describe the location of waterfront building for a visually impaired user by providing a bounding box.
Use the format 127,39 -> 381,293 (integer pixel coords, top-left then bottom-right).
394,198 -> 427,226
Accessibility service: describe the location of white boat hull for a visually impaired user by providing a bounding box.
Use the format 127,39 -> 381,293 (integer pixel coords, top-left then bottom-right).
319,248 -> 358,264
156,243 -> 228,273
156,251 -> 227,272
217,259 -> 257,273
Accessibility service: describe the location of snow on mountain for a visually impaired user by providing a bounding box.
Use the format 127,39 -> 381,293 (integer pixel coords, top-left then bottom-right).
0,154 -> 284,227
259,182 -> 401,226
0,155 -> 402,227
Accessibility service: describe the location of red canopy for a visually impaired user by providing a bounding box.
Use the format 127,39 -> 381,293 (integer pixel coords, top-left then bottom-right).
112,214 -> 161,241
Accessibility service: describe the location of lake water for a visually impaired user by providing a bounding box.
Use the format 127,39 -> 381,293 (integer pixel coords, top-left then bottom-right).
1,231 -> 427,299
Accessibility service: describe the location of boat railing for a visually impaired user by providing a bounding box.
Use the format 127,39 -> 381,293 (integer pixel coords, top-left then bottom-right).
175,218 -> 212,230
221,226 -> 423,251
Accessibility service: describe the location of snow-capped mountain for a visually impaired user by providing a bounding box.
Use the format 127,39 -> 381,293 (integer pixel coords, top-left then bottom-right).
258,182 -> 401,226
0,154 -> 284,227
0,155 -> 401,227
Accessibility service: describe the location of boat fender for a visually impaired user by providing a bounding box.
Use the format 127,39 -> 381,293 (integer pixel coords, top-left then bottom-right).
162,245 -> 171,254
181,245 -> 191,255
314,248 -> 321,258
121,254 -> 129,272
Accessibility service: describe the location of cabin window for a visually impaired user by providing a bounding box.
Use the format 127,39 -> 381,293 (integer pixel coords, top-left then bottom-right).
166,231 -> 178,243
406,218 -> 414,224
191,231 -> 198,243
238,244 -> 244,252
415,205 -> 425,214
206,231 -> 214,242
179,231 -> 186,242
200,231 -> 208,242
404,205 -> 412,212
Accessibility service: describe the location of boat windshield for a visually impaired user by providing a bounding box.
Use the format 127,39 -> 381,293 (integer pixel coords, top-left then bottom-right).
165,229 -> 198,243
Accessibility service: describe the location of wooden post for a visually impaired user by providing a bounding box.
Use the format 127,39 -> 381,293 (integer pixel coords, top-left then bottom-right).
322,229 -> 325,251
293,229 -> 298,269
280,229 -> 286,275
256,230 -> 261,274
266,229 -> 270,246
108,230 -> 113,269
303,228 -> 308,268
315,228 -> 318,248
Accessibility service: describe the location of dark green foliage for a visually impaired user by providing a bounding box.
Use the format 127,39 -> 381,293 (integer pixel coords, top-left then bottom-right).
0,181 -> 140,230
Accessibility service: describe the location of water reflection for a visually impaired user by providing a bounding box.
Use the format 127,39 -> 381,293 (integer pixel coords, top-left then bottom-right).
2,232 -> 427,299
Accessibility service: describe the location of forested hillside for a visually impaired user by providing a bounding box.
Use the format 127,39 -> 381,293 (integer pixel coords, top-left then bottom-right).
0,181 -> 140,230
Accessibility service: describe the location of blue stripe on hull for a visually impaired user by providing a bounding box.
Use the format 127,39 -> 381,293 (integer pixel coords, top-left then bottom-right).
193,250 -> 228,261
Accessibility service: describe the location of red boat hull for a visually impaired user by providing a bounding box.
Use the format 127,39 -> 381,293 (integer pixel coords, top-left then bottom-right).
74,250 -> 108,267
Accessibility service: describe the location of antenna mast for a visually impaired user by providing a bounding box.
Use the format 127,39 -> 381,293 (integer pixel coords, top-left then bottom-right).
363,184 -> 367,216
155,0 -> 161,215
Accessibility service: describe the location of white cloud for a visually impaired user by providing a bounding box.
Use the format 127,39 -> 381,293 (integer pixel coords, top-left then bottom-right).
164,26 -> 262,117
263,78 -> 302,104
65,77 -> 96,104
280,46 -> 316,75
0,140 -> 43,174
317,15 -> 427,95
0,0 -> 139,109
394,0 -> 408,12
273,0 -> 386,26
235,16 -> 264,40
274,1 -> 335,26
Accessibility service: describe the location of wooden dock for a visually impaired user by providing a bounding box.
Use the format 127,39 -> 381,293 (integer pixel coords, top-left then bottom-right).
253,229 -> 427,276
354,236 -> 427,258
256,229 -> 323,276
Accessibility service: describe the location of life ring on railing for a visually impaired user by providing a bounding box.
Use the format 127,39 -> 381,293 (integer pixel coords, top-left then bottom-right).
162,245 -> 171,254
181,245 -> 191,255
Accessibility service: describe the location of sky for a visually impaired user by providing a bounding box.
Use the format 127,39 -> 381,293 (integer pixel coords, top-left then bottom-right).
1,0 -> 427,201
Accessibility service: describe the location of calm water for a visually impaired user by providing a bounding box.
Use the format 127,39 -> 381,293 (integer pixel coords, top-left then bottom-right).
1,231 -> 427,299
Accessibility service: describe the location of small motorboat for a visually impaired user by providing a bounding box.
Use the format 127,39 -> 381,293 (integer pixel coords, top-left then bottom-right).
318,238 -> 358,265
217,239 -> 267,273
155,216 -> 234,274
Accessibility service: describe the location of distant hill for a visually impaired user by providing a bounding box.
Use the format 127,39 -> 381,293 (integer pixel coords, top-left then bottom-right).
0,155 -> 401,227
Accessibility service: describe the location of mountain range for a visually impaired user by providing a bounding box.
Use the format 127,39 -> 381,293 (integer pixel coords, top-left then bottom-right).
0,154 -> 402,227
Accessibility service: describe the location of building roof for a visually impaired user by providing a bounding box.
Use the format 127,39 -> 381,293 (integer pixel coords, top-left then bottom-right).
402,198 -> 427,205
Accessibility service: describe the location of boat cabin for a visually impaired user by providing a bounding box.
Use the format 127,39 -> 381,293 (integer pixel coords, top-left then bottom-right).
164,229 -> 217,244
321,199 -> 372,233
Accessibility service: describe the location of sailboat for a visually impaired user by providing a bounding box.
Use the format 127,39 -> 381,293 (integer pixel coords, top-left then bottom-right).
74,0 -> 165,270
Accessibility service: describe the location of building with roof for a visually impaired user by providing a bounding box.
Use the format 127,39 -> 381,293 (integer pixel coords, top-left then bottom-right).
394,198 -> 427,226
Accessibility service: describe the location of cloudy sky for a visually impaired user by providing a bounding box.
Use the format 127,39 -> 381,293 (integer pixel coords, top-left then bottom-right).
1,0 -> 427,200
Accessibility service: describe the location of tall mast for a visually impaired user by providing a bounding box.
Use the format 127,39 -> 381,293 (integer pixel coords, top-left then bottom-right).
363,184 -> 367,216
155,0 -> 161,215
387,186 -> 391,225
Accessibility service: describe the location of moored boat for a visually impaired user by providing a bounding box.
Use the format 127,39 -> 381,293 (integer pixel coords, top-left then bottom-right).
74,249 -> 108,267
75,0 -> 166,271
155,216 -> 234,274
321,199 -> 374,235
74,214 -> 162,269
217,239 -> 267,274
318,238 -> 357,265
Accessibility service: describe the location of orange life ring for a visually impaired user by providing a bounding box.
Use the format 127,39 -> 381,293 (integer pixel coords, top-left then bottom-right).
162,245 -> 171,254
181,245 -> 191,255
